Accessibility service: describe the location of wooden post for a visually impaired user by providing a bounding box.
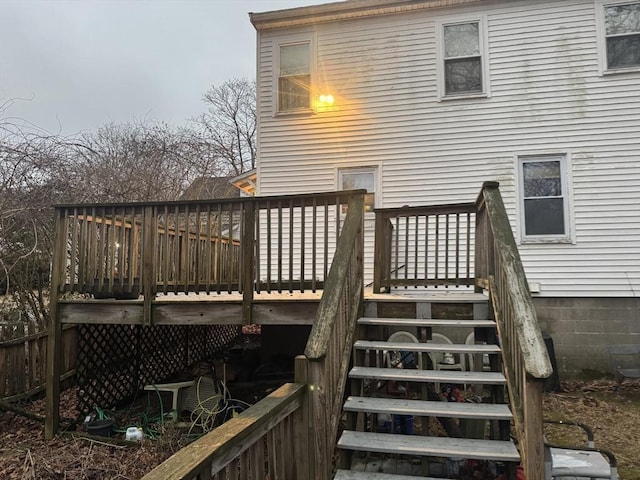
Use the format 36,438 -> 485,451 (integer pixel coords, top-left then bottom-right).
142,206 -> 156,325
307,359 -> 329,480
45,209 -> 67,439
294,356 -> 314,480
241,202 -> 255,325
373,211 -> 384,293
522,376 -> 545,480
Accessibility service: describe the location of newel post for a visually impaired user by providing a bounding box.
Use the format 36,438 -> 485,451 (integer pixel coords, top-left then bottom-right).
475,181 -> 499,290
241,201 -> 255,325
294,356 -> 315,480
522,376 -> 546,480
373,212 -> 382,293
142,205 -> 157,325
373,211 -> 389,294
307,358 -> 330,480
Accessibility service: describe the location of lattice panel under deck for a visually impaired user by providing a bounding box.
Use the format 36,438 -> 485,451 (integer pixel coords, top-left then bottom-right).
76,324 -> 240,417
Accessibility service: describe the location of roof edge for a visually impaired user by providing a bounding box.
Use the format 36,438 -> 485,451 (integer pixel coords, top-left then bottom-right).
250,0 -> 483,30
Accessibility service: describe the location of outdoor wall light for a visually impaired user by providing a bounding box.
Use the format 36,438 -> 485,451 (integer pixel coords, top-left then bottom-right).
318,94 -> 334,106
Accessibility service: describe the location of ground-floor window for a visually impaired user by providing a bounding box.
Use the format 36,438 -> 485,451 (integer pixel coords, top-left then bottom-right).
518,155 -> 572,242
338,166 -> 377,213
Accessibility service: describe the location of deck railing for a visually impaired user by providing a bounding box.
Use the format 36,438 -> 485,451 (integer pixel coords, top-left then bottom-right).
373,203 -> 476,292
475,181 -> 552,480
141,193 -> 365,480
53,191 -> 364,316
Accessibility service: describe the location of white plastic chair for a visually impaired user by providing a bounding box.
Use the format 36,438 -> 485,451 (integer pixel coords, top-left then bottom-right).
426,333 -> 463,394
429,333 -> 460,371
465,332 -> 491,372
386,330 -> 423,370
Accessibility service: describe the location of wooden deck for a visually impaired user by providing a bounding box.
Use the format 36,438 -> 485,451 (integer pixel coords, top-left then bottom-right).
57,288 -> 489,326
58,291 -> 324,326
48,184 -> 553,479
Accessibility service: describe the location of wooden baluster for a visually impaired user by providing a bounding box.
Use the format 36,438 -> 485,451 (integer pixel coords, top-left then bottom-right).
289,199 -> 294,293
300,199 -> 305,292
312,198 -> 317,292
215,203 -> 222,294
266,200 -> 272,293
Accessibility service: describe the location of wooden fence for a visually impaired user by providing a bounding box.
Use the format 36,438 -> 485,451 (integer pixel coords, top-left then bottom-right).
0,324 -> 76,401
475,181 -> 552,480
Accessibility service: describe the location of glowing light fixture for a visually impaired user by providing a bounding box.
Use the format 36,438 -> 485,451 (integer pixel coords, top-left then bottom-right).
318,94 -> 335,106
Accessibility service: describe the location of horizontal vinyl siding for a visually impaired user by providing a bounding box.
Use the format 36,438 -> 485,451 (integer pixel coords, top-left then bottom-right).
256,0 -> 640,297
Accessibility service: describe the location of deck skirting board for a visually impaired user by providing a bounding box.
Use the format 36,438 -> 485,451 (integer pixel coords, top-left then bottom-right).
59,299 -> 319,325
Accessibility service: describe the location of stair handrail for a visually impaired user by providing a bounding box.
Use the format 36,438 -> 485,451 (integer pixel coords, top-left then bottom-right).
301,192 -> 365,480
141,383 -> 307,480
475,181 -> 552,480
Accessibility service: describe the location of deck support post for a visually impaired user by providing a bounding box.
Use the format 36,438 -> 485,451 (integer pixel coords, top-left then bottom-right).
44,308 -> 62,439
45,210 -> 67,439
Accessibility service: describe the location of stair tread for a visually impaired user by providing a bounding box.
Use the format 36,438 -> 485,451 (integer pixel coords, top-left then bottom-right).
335,470 -> 446,480
338,431 -> 520,462
358,317 -> 496,328
344,396 -> 512,420
355,340 -> 501,354
350,366 -> 506,384
368,292 -> 488,303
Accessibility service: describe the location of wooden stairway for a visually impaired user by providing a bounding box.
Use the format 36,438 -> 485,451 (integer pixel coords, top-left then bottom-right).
335,311 -> 520,479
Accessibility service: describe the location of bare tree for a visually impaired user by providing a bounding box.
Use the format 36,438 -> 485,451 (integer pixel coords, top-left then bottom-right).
0,104 -> 64,326
63,121 -> 198,203
192,78 -> 256,175
0,78 -> 257,328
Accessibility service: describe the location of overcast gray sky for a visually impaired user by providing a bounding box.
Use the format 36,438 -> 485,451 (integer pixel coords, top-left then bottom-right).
0,0 -> 323,135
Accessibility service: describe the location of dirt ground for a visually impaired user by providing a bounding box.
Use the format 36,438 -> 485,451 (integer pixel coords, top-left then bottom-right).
0,387 -> 187,479
0,379 -> 638,479
543,379 -> 640,480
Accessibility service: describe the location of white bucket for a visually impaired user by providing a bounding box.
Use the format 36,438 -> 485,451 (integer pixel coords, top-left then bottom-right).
125,426 -> 144,441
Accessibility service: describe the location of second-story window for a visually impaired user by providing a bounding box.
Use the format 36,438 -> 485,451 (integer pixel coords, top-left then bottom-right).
278,42 -> 310,112
604,2 -> 640,69
442,20 -> 484,96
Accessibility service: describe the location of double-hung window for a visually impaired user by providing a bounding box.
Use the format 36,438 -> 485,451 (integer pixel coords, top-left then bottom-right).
518,155 -> 571,242
278,42 -> 311,112
438,16 -> 489,98
602,2 -> 640,70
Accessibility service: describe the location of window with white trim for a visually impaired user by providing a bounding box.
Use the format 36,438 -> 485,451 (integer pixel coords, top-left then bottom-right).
519,155 -> 571,241
278,42 -> 311,112
338,167 -> 376,213
603,2 -> 640,70
438,17 -> 488,98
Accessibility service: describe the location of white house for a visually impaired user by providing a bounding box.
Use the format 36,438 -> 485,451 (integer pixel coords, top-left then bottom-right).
249,0 -> 640,374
